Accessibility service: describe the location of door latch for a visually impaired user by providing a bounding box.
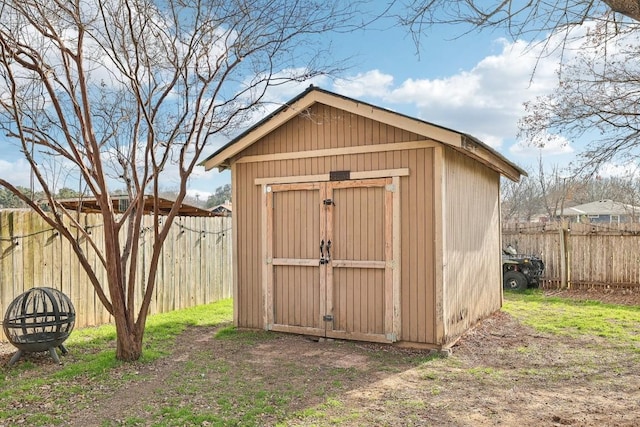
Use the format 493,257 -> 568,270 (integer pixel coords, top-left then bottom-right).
323,199 -> 335,206
319,239 -> 331,264
320,239 -> 327,265
323,314 -> 334,322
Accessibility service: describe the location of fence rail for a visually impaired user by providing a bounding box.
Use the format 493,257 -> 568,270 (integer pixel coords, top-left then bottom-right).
0,210 -> 232,341
503,221 -> 640,289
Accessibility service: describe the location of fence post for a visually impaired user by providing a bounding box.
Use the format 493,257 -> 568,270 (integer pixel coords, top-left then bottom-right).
559,220 -> 570,289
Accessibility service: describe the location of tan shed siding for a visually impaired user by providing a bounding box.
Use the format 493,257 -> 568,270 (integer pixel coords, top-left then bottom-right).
234,161 -> 264,329
234,150 -> 436,341
240,104 -> 424,157
441,147 -> 502,344
233,108 -> 437,344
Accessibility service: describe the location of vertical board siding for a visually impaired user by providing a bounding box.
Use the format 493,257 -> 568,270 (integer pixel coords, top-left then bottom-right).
232,103 -> 437,344
273,266 -> 320,328
331,185 -> 386,336
442,148 -> 502,345
0,211 -> 232,341
271,187 -> 321,329
240,104 -> 423,157
332,268 -> 384,334
503,222 -> 640,289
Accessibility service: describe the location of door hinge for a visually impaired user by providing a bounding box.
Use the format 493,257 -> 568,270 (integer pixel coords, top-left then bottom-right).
385,184 -> 396,192
323,314 -> 334,322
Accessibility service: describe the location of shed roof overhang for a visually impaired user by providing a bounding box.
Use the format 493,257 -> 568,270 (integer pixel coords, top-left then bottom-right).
201,86 -> 526,182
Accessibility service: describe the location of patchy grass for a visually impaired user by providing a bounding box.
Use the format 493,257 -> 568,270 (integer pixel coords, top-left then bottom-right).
503,290 -> 640,349
1,295 -> 639,426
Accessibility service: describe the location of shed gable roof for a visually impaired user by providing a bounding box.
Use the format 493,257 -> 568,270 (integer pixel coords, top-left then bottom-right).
201,86 -> 526,181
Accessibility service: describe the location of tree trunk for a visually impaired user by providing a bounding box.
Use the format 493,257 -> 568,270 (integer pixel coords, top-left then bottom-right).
115,322 -> 143,361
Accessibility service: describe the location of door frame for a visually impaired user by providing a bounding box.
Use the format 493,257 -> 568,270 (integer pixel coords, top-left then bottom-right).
259,169 -> 406,342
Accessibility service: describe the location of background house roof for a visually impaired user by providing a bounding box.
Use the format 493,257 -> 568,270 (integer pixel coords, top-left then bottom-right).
54,195 -> 221,217
557,199 -> 640,216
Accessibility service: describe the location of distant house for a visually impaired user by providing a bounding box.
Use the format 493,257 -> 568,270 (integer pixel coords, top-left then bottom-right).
556,199 -> 640,224
210,200 -> 232,217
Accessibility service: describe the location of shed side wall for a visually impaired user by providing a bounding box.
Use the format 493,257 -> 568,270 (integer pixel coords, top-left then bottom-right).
232,104 -> 438,344
441,147 -> 502,345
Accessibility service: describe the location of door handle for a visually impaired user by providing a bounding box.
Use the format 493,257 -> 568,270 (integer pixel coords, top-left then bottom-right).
326,240 -> 332,262
320,239 -> 326,265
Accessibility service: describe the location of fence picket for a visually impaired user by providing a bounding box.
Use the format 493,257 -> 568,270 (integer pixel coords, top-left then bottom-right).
0,211 -> 232,341
503,221 -> 640,289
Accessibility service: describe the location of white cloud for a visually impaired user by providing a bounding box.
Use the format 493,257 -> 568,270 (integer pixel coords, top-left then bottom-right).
0,158 -> 35,189
510,130 -> 574,156
334,70 -> 395,98
596,162 -> 640,179
186,189 -> 212,200
330,38 -> 563,151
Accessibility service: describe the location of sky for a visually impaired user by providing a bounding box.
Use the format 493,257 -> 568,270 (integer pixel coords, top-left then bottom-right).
0,4 -> 596,200
185,11 -> 580,199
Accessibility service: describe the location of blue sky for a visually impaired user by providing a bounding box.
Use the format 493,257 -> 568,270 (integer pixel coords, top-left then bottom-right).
0,7 -> 590,199
184,17 -> 577,198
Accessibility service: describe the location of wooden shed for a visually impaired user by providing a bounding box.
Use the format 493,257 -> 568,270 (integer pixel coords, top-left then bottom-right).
202,86 -> 525,349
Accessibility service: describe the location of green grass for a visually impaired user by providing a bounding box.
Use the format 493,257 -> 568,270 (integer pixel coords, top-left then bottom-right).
3,294 -> 640,426
0,299 -> 234,426
503,291 -> 640,348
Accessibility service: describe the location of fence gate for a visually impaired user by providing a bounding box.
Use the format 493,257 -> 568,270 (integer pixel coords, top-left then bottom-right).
264,178 -> 396,343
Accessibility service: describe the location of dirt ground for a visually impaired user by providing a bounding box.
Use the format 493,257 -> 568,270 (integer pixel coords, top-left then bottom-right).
2,288 -> 639,426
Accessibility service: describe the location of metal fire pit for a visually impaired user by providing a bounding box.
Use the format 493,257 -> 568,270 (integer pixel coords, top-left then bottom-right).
3,287 -> 75,366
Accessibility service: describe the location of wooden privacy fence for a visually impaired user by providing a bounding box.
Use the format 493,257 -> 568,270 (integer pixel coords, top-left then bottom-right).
503,221 -> 640,289
0,210 -> 232,341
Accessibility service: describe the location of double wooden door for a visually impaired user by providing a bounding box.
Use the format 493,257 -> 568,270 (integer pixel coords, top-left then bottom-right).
264,178 -> 396,343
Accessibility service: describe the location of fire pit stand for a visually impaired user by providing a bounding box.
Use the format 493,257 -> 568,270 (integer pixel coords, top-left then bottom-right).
3,287 -> 76,366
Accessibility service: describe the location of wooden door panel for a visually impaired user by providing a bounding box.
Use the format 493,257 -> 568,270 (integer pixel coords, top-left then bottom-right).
273,265 -> 321,329
265,178 -> 396,343
331,268 -> 385,335
272,188 -> 320,260
331,185 -> 385,262
268,184 -> 325,335
327,181 -> 390,342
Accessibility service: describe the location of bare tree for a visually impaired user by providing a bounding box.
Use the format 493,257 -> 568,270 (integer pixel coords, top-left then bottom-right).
500,167 -> 544,223
535,157 -> 583,221
401,1 -> 640,41
520,20 -> 640,174
400,1 -> 640,180
0,0 -> 365,361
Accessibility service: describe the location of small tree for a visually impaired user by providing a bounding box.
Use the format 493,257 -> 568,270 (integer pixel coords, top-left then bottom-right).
0,0 -> 365,361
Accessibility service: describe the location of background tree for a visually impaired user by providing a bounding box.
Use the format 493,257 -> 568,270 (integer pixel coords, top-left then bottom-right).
500,167 -> 544,223
500,163 -> 640,223
0,187 -> 24,208
401,1 -> 640,42
56,187 -> 82,199
520,20 -> 640,174
400,1 -> 640,178
206,184 -> 232,208
536,161 -> 578,221
0,0 -> 365,361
